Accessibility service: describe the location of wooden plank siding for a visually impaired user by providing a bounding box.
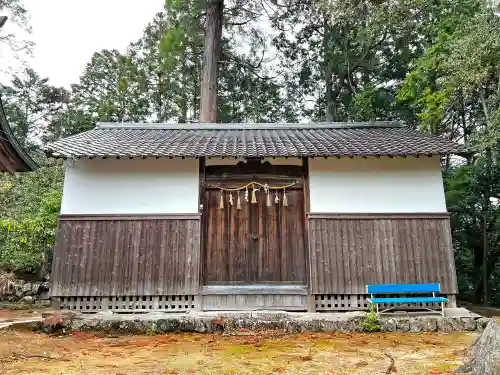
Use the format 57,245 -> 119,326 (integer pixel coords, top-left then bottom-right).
204,188 -> 306,284
308,214 -> 458,294
51,216 -> 201,297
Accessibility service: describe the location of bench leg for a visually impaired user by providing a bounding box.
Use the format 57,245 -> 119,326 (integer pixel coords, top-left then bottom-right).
376,303 -> 379,314
441,302 -> 445,317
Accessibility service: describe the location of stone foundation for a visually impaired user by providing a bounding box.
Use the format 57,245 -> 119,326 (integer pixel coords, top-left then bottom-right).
0,277 -> 51,307
30,311 -> 490,335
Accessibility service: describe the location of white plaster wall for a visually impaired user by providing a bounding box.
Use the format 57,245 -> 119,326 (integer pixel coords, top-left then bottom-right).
308,156 -> 447,213
61,158 -> 199,214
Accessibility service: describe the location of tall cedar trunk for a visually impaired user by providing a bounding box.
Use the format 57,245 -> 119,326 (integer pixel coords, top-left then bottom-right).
200,0 -> 223,123
157,71 -> 163,122
179,57 -> 188,123
193,61 -> 199,120
479,89 -> 491,305
482,211 -> 488,304
324,16 -> 334,122
483,148 -> 492,305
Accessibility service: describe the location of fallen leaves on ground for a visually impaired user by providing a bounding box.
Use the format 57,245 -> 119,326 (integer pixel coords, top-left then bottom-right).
0,329 -> 476,375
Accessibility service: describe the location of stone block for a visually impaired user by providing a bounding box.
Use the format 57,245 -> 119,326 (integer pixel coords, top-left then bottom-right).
396,318 -> 410,332
380,318 -> 398,332
21,283 -> 32,294
409,317 -> 438,332
194,319 -> 208,333
461,318 -> 478,332
437,317 -> 462,333
251,311 -> 290,321
470,319 -> 500,375
179,317 -> 196,332
14,285 -> 24,299
31,282 -> 42,295
284,321 -> 302,333
315,320 -> 338,332
476,318 -> 490,333
20,295 -> 35,304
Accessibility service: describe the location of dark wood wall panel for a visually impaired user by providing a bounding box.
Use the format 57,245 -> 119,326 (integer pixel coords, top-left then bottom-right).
204,189 -> 306,284
51,217 -> 201,297
308,215 -> 458,294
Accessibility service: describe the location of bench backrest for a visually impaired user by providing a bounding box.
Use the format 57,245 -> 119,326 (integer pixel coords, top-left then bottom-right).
366,283 -> 441,294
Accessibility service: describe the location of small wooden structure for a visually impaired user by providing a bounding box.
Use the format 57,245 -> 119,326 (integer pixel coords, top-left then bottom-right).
45,122 -> 465,312
0,98 -> 38,172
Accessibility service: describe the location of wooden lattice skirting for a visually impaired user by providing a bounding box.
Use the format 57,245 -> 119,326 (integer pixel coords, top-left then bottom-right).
314,294 -> 456,311
58,295 -> 197,312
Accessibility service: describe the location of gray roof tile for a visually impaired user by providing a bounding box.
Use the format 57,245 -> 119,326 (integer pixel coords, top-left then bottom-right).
45,122 -> 467,158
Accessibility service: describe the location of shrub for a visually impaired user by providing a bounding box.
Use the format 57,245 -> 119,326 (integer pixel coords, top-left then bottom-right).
0,189 -> 61,274
361,304 -> 381,332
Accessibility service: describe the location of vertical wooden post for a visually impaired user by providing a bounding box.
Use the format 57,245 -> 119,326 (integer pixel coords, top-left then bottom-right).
195,157 -> 206,311
51,297 -> 61,310
102,296 -> 110,311
152,296 -> 160,310
200,0 -> 223,123
198,0 -> 223,305
447,294 -> 457,308
303,157 -> 315,312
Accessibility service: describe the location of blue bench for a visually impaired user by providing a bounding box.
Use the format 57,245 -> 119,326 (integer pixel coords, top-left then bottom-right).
366,283 -> 448,317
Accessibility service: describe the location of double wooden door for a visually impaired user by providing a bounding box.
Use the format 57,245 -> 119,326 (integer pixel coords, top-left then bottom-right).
203,188 -> 306,284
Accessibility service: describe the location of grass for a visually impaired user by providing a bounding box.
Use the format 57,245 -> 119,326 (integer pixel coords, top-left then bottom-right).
0,329 -> 476,375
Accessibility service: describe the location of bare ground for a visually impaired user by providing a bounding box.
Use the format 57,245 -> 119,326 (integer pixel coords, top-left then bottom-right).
0,329 -> 476,375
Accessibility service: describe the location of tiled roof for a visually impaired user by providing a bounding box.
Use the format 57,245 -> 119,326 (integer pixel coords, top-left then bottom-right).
45,122 -> 467,158
0,98 -> 38,172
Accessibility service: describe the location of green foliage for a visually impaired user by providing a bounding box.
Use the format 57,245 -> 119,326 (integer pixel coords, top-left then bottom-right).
398,1 -> 500,140
444,153 -> 500,306
0,0 -> 34,59
0,187 -> 61,273
0,157 -> 63,274
0,0 -> 500,307
397,0 -> 500,305
1,68 -> 70,147
361,304 -> 381,332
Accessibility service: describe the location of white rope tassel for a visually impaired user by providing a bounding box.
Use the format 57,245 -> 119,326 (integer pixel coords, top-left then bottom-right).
244,186 -> 249,202
236,192 -> 241,210
219,191 -> 224,210
266,190 -> 271,207
275,191 -> 279,204
251,186 -> 257,204
283,188 -> 288,207
229,192 -> 234,206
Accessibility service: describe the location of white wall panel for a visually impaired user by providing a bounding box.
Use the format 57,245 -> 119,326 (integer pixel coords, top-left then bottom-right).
61,158 -> 199,214
308,156 -> 446,213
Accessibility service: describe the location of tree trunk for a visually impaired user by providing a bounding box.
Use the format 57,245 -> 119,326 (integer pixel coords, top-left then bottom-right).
478,88 -> 492,305
483,208 -> 489,305
157,71 -> 163,122
179,58 -> 188,123
200,0 -> 223,123
323,16 -> 334,122
193,62 -> 199,120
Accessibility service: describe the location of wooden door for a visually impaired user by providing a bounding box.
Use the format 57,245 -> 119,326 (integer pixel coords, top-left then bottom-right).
204,188 -> 306,284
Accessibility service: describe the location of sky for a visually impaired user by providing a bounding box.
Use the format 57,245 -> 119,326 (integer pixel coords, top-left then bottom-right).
2,0 -> 165,88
